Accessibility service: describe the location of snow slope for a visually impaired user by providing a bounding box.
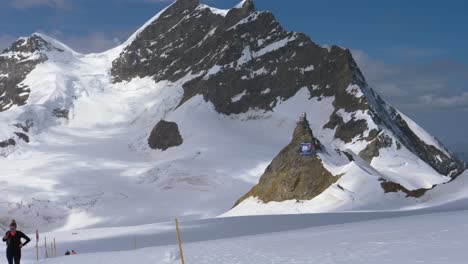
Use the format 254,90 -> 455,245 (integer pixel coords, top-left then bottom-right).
9,200 -> 468,264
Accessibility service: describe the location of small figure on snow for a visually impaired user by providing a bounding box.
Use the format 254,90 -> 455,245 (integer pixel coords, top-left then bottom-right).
65,250 -> 71,256
71,250 -> 77,255
3,219 -> 31,264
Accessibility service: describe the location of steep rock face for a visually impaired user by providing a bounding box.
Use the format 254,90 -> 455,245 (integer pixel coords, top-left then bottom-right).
366,91 -> 466,176
0,34 -> 62,112
235,115 -> 339,206
391,111 -> 464,177
110,0 -> 464,177
148,120 -> 183,151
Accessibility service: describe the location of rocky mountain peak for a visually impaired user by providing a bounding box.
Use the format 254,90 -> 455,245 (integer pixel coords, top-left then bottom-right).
223,0 -> 256,25
295,113 -> 321,150
2,33 -> 63,55
237,0 -> 255,13
169,0 -> 199,13
234,114 -> 338,206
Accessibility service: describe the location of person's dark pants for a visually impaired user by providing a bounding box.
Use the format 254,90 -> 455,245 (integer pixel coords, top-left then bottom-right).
6,250 -> 21,264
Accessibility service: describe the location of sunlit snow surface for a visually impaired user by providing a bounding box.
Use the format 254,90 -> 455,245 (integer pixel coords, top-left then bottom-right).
9,193 -> 468,264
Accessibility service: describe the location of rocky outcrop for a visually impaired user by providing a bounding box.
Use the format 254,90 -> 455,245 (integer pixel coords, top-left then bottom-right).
359,133 -> 394,163
234,115 -> 339,206
52,108 -> 69,119
380,179 -> 431,198
148,120 -> 183,151
0,138 -> 16,148
0,34 -> 62,112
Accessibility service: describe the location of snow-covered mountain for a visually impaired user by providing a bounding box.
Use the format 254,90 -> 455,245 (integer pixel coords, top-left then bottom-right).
0,0 -> 465,231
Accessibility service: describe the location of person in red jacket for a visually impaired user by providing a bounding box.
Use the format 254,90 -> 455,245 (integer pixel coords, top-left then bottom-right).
2,220 -> 31,264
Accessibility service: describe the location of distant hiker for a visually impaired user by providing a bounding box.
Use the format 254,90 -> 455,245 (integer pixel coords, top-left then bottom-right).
2,219 -> 31,264
71,250 -> 77,255
65,250 -> 71,256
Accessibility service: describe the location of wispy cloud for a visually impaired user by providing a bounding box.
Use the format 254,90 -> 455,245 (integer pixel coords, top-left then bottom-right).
352,49 -> 468,112
9,0 -> 72,9
418,93 -> 468,110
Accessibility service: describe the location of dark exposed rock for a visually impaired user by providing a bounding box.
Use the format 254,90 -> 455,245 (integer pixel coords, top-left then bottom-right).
0,138 -> 16,148
0,34 -> 62,112
14,132 -> 29,143
359,134 -> 393,163
14,121 -> 33,133
380,178 -> 431,198
342,151 -> 354,162
234,115 -> 339,206
53,108 -> 69,119
148,120 -> 183,151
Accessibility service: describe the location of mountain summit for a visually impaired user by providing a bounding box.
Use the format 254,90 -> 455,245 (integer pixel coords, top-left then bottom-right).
0,0 -> 465,230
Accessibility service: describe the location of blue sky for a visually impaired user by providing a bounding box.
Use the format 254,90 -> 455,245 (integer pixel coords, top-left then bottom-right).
0,0 -> 467,154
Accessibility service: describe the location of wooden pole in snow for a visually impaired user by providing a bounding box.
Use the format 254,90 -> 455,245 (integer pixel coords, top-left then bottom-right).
44,237 -> 48,258
53,238 -> 57,257
175,218 -> 185,264
36,230 -> 39,262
